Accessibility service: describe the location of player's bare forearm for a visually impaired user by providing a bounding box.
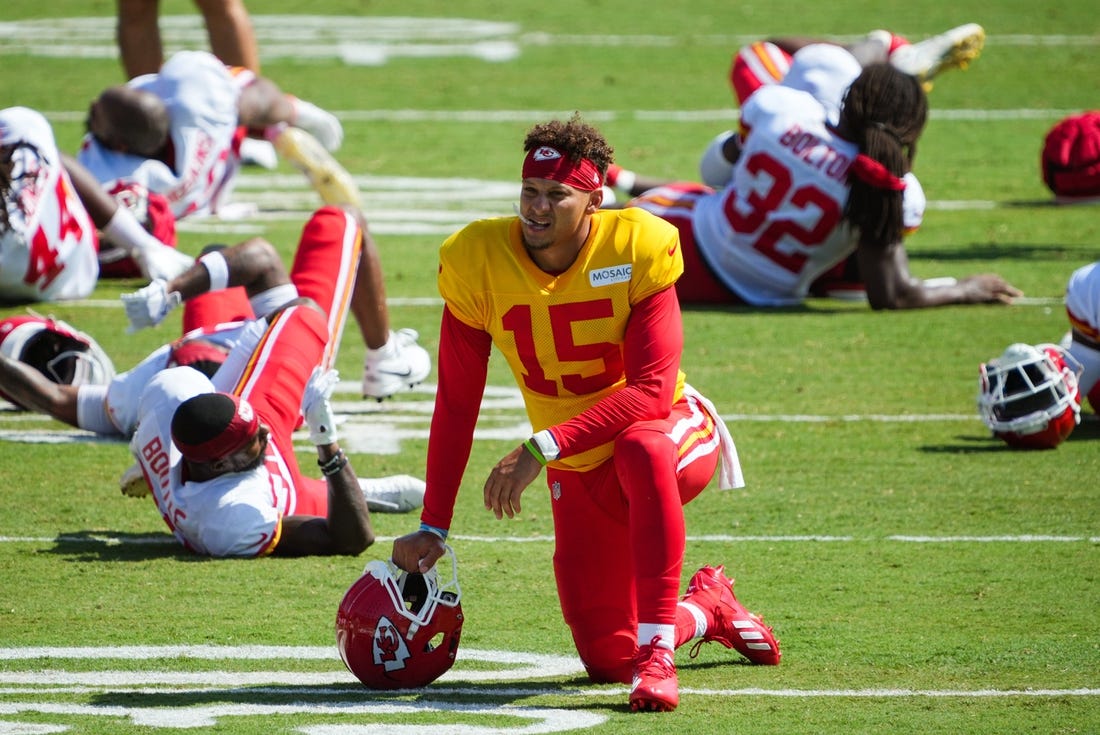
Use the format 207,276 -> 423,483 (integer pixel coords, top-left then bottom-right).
0,353 -> 79,425
859,241 -> 1020,310
320,443 -> 375,554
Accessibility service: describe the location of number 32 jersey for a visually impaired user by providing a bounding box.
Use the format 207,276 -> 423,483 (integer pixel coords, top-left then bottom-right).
438,208 -> 684,470
692,83 -> 925,306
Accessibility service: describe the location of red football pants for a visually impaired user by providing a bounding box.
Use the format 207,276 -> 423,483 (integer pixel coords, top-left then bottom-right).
548,395 -> 721,683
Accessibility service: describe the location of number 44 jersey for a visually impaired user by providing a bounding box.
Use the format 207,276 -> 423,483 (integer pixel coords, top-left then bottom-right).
692,83 -> 926,306
0,107 -> 99,302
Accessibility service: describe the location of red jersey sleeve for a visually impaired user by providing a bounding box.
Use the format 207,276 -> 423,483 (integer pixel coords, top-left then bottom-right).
421,306 -> 493,531
549,286 -> 683,456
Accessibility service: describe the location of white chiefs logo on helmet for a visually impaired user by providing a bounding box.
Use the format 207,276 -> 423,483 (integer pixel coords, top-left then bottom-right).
372,615 -> 412,672
532,146 -> 562,161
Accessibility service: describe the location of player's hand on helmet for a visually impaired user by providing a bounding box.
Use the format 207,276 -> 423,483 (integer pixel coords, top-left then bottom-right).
392,530 -> 446,575
483,444 -> 542,521
121,278 -> 181,332
960,274 -> 1022,304
301,366 -> 340,445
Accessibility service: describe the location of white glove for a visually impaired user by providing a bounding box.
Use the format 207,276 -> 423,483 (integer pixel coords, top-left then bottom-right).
121,279 -> 181,332
301,366 -> 340,445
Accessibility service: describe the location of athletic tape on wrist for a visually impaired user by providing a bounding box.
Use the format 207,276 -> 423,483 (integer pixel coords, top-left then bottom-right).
419,521 -> 448,540
531,429 -> 560,461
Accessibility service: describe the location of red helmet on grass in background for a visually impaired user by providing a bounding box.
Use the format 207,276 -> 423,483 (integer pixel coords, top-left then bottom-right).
978,342 -> 1082,449
1041,111 -> 1100,202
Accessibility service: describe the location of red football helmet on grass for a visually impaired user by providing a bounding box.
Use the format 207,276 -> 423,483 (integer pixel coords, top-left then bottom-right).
0,315 -> 114,408
978,343 -> 1082,449
1041,111 -> 1100,202
336,546 -> 463,689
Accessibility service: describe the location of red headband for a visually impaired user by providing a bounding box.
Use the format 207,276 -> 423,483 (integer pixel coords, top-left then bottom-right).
173,393 -> 259,463
850,154 -> 907,191
522,146 -> 603,191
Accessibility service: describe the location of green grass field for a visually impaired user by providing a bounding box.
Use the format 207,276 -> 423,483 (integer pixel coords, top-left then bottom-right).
0,1 -> 1097,733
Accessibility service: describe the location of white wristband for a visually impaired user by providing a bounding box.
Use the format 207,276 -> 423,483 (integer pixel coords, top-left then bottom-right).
532,429 -> 560,461
198,251 -> 230,292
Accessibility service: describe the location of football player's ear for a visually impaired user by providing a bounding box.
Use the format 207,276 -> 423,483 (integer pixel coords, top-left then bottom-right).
209,456 -> 233,473
586,187 -> 604,213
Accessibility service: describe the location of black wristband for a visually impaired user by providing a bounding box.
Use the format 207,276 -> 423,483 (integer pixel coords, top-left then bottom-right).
318,450 -> 348,477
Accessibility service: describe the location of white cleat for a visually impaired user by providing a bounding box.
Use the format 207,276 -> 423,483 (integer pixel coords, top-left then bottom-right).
358,474 -> 426,513
362,328 -> 432,401
889,23 -> 985,90
274,126 -> 361,208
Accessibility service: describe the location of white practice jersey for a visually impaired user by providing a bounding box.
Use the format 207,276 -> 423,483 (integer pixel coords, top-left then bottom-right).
130,366 -> 299,557
692,84 -> 925,306
1065,261 -> 1100,398
78,51 -> 243,219
1066,261 -> 1100,336
0,107 -> 99,301
105,321 -> 251,436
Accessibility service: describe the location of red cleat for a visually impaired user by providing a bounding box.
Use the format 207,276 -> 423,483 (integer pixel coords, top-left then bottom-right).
683,565 -> 781,666
629,637 -> 679,712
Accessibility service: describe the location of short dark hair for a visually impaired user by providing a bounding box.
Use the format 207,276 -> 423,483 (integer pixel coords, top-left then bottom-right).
171,392 -> 238,448
94,86 -> 170,157
170,392 -> 260,464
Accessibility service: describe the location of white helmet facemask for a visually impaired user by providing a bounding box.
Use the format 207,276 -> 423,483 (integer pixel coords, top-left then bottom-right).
978,343 -> 1082,436
366,545 -> 462,637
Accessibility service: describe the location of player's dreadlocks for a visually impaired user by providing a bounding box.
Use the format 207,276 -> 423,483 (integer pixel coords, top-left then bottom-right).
839,63 -> 928,250
523,113 -> 615,177
0,142 -> 36,233
0,164 -> 11,233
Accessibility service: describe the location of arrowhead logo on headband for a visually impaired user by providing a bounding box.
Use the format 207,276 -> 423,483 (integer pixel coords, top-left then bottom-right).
532,146 -> 563,161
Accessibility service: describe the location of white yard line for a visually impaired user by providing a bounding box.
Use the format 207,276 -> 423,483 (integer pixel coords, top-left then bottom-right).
1,534 -> 1096,545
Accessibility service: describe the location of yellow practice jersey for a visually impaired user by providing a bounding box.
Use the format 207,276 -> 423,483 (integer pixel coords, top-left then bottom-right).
438,207 -> 686,470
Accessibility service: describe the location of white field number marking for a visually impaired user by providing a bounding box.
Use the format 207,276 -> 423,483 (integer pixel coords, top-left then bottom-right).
0,645 -> 601,734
